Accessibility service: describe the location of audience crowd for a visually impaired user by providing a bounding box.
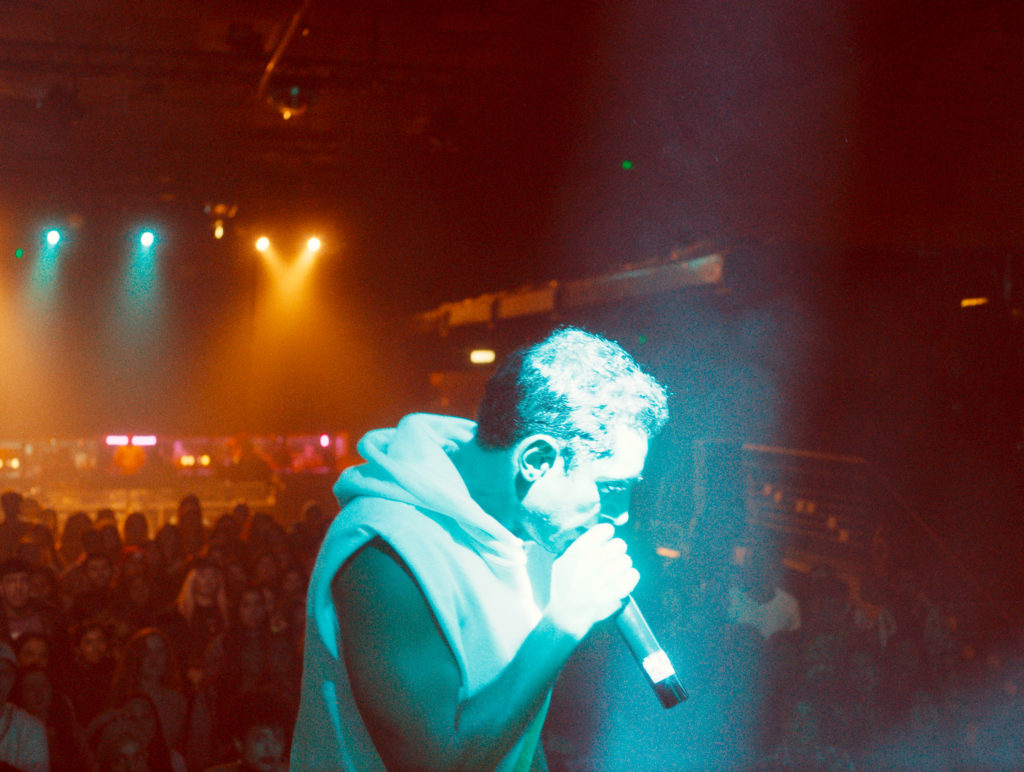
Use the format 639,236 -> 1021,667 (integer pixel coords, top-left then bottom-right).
670,537 -> 1023,770
0,488 -> 327,772
0,483 -> 1018,771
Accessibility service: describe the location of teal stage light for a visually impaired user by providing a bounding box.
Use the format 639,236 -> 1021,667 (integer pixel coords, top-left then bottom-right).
45,229 -> 61,246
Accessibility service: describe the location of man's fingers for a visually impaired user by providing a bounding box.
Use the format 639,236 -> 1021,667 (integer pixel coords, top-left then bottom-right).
573,522 -> 615,547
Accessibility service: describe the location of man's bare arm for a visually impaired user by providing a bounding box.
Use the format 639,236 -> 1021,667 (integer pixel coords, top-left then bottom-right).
333,524 -> 636,771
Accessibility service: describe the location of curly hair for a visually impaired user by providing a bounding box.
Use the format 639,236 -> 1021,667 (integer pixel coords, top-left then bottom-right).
475,326 -> 668,465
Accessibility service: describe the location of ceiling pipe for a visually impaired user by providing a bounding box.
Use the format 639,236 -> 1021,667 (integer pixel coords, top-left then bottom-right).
256,0 -> 314,102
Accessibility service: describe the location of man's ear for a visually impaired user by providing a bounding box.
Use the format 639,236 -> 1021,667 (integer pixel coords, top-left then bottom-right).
516,435 -> 560,483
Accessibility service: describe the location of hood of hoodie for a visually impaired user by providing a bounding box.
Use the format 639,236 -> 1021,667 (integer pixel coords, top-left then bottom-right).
333,413 -> 526,560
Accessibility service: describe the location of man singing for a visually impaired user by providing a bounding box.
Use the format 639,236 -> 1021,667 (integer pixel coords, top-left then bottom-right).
292,326 -> 669,770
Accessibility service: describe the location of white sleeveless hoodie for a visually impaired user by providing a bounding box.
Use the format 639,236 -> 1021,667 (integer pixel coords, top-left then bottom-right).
291,413 -> 551,771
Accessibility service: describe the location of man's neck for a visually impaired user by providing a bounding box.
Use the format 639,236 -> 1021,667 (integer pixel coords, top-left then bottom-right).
450,439 -> 519,535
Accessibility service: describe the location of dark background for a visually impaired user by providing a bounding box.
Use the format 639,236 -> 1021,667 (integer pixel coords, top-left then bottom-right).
1,1 -> 1022,584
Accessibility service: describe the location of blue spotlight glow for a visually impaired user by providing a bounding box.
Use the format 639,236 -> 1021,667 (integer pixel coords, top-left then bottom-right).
123,227 -> 162,313
29,226 -> 67,307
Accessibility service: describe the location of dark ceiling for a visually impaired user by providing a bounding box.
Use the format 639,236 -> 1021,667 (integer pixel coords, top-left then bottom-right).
2,0 -> 1024,438
4,1 -> 1023,291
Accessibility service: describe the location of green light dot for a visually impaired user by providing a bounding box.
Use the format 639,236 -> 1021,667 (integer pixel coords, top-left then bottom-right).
621,160 -> 634,170
15,248 -> 24,259
637,334 -> 647,345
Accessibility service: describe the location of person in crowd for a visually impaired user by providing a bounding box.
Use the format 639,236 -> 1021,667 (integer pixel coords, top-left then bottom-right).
224,438 -> 273,484
68,552 -> 118,624
287,502 -> 330,575
15,527 -> 59,573
0,558 -> 65,647
27,566 -> 61,617
14,664 -> 87,770
111,565 -> 160,646
0,642 -> 48,772
726,540 -> 801,641
89,692 -> 185,772
122,513 -> 149,552
56,512 -> 92,572
239,514 -> 291,576
175,496 -> 206,562
138,540 -> 173,610
119,693 -> 187,772
64,618 -> 117,729
13,634 -> 49,672
277,564 -> 308,655
110,628 -> 188,752
208,512 -> 242,552
752,695 -> 855,771
95,524 -> 123,571
291,326 -> 668,770
203,690 -> 290,772
153,526 -> 188,604
202,586 -> 297,737
59,527 -> 106,608
157,558 -> 229,690
36,511 -> 58,549
0,493 -> 28,563
89,724 -> 149,772
95,510 -> 116,530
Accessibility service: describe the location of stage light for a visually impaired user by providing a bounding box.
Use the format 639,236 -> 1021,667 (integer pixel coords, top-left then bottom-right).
199,454 -> 211,466
307,236 -> 322,253
180,455 -> 196,467
105,435 -> 130,446
131,435 -> 157,447
961,297 -> 989,308
319,433 -> 330,448
45,230 -> 60,246
14,248 -> 23,259
256,236 -> 270,252
214,220 -> 224,240
140,231 -> 155,248
470,349 -> 496,364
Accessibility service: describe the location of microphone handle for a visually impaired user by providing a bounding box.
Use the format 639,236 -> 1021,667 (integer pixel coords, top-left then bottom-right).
616,595 -> 688,708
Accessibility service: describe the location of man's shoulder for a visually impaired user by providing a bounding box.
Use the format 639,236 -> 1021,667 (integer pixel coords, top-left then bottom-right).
0,702 -> 45,738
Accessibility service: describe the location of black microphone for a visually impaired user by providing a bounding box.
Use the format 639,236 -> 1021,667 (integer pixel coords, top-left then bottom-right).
616,595 -> 687,708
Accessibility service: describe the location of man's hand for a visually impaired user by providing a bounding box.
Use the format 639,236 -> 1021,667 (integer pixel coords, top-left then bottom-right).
335,539 -> 579,770
544,522 -> 639,640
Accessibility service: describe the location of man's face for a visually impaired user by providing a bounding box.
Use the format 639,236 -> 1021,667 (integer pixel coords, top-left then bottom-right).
236,725 -> 285,772
518,426 -> 648,555
18,637 -> 47,669
1,572 -> 29,611
193,566 -> 221,598
79,628 -> 108,665
238,590 -> 267,629
109,734 -> 147,772
85,557 -> 113,590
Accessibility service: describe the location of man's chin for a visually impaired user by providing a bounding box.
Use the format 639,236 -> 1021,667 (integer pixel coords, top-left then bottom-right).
548,528 -> 587,556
